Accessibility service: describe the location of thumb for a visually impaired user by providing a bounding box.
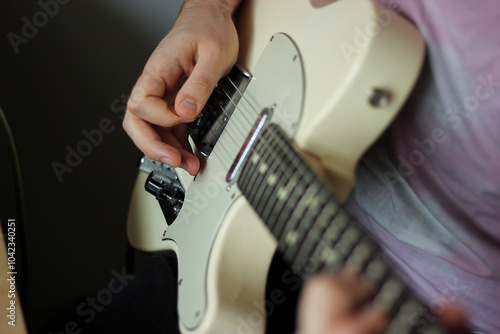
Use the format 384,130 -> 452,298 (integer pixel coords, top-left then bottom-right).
175,54 -> 230,120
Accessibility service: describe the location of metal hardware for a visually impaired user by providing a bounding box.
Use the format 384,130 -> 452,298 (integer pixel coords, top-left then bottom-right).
368,88 -> 391,108
140,156 -> 185,225
226,107 -> 273,183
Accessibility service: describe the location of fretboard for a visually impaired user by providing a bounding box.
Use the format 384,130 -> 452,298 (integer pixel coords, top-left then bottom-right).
236,123 -> 446,334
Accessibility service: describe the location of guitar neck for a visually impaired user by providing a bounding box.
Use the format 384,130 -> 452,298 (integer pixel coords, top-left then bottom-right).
236,123 -> 446,334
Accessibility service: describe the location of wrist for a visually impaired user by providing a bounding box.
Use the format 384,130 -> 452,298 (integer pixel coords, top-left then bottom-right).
182,0 -> 241,17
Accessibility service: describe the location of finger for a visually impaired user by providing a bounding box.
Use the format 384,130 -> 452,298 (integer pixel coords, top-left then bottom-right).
435,303 -> 468,333
175,51 -> 232,120
297,274 -> 364,333
335,306 -> 388,334
334,269 -> 374,310
155,126 -> 200,175
123,112 -> 182,167
128,71 -> 187,127
179,147 -> 200,175
170,123 -> 194,154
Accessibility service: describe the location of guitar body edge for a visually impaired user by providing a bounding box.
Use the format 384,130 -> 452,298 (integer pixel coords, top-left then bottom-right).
236,0 -> 425,201
126,1 -> 426,333
180,197 -> 277,334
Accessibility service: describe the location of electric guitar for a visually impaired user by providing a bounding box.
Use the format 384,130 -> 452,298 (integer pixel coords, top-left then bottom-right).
126,1 -> 435,333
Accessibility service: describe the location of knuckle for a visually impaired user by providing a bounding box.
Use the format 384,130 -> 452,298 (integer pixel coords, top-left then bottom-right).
126,94 -> 142,115
189,75 -> 213,93
122,114 -> 131,132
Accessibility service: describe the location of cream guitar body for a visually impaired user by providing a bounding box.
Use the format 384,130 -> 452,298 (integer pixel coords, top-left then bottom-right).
126,1 -> 425,333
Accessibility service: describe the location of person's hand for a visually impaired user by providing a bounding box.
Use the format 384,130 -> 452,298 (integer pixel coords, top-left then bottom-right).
296,270 -> 388,334
123,0 -> 240,175
296,270 -> 468,334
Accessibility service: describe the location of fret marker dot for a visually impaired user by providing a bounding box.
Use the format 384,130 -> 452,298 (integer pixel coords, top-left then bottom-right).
321,247 -> 340,264
251,154 -> 260,165
259,162 -> 268,174
286,230 -> 298,245
277,187 -> 288,199
267,174 -> 277,186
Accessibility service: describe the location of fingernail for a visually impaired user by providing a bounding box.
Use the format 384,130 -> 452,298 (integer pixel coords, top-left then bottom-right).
179,99 -> 197,116
160,157 -> 173,166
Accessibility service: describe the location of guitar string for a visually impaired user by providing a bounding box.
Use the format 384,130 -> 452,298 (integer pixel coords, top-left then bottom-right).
198,92 -> 252,167
222,120 -> 419,329
197,77 -> 326,261
217,77 -> 330,255
198,74 -> 323,220
197,78 -> 262,168
213,76 -> 312,187
190,72 -> 334,242
184,74 -> 432,332
217,78 -> 392,289
186,77 -> 426,331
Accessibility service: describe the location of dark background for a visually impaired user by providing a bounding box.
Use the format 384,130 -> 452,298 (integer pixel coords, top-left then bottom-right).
0,0 -> 181,331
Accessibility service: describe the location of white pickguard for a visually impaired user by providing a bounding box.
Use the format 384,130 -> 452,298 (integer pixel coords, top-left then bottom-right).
126,1 -> 425,333
168,34 -> 304,331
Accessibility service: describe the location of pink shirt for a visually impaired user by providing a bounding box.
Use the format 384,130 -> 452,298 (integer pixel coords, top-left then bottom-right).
344,1 -> 500,333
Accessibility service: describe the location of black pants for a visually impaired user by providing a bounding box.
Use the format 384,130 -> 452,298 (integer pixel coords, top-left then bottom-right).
38,253 -> 300,334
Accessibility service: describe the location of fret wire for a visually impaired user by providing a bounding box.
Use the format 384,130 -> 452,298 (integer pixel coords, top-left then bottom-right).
238,132 -> 271,201
224,77 -> 315,191
256,146 -> 293,229
235,126 -> 324,241
281,188 -> 330,266
272,169 -> 314,245
277,180 -> 321,253
247,156 -> 276,208
389,288 -> 412,320
290,202 -> 343,278
225,95 -> 446,334
309,213 -> 352,274
218,84 -> 312,204
280,181 -> 324,263
210,71 -> 446,334
236,124 -> 353,277
250,125 -> 306,233
387,296 -> 420,334
363,255 -> 391,291
234,125 -> 445,334
208,70 -> 312,191
243,125 -> 343,272
243,130 -> 277,206
240,140 -> 268,206
345,236 -> 377,272
253,161 -> 284,218
238,145 -> 256,198
252,131 -> 304,224
250,132 -> 284,216
193,71 -> 444,334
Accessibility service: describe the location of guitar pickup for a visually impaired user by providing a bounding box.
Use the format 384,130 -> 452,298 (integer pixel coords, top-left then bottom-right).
189,66 -> 251,157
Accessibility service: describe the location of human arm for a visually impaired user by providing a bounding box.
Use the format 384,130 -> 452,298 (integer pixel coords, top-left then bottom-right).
123,0 -> 241,175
